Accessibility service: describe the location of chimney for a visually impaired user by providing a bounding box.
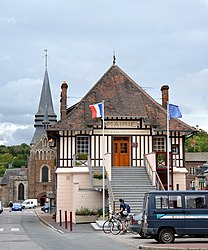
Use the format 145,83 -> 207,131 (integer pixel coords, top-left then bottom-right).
60,81 -> 68,120
161,85 -> 169,109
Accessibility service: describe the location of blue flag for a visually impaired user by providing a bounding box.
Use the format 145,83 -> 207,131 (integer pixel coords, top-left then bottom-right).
169,103 -> 182,118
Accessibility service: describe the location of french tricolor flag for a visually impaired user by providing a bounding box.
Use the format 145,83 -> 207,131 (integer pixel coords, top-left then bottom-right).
89,102 -> 103,118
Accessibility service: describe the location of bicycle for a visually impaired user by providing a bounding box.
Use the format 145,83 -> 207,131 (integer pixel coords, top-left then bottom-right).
111,213 -> 138,235
102,212 -> 119,234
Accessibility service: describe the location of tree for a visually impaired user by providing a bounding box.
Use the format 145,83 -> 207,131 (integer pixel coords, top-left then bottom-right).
185,127 -> 208,152
0,144 -> 30,176
0,153 -> 13,166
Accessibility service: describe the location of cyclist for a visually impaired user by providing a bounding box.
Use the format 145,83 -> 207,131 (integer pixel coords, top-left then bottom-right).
117,198 -> 128,234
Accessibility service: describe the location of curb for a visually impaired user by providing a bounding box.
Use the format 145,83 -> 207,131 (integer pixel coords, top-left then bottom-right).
35,211 -> 64,234
139,245 -> 208,250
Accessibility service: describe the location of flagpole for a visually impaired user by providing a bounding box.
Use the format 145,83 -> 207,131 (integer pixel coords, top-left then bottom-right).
102,100 -> 105,220
167,101 -> 170,190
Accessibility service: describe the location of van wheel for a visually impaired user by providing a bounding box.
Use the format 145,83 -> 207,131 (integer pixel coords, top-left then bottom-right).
159,228 -> 175,243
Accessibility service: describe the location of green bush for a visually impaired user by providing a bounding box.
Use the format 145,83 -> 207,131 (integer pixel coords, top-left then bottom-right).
75,207 -> 97,216
76,154 -> 88,160
93,172 -> 106,179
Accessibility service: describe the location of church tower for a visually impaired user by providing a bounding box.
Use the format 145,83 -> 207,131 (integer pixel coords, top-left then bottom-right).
31,50 -> 57,145
28,50 -> 57,206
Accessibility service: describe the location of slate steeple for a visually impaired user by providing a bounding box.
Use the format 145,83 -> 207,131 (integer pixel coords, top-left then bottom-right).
30,50 -> 57,145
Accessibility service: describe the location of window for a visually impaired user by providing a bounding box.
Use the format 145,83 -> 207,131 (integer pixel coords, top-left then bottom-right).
189,167 -> 195,175
18,183 -> 24,200
153,137 -> 166,152
42,166 -> 49,182
155,195 -> 168,209
168,195 -> 182,208
155,195 -> 182,209
171,144 -> 179,155
190,181 -> 195,189
185,195 -> 206,209
120,143 -> 128,153
77,136 -> 89,154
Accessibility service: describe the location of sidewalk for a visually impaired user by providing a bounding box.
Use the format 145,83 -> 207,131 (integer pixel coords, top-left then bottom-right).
35,209 -> 208,250
35,208 -> 96,234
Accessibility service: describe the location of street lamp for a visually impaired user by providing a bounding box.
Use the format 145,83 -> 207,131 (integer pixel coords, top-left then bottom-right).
48,138 -> 55,148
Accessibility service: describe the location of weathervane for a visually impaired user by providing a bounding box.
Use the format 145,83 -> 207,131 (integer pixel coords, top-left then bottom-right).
113,51 -> 116,65
44,49 -> 48,70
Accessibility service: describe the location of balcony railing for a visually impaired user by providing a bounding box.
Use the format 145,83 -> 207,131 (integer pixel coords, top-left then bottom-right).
72,154 -> 90,167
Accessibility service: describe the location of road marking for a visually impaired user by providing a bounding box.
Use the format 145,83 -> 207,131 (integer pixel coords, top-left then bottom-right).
0,228 -> 4,231
11,228 -> 19,231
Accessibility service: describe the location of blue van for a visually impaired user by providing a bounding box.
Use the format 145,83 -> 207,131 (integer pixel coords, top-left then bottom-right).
142,190 -> 208,243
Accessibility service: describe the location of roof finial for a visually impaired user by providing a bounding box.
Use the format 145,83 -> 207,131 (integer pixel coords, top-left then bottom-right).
113,51 -> 116,65
44,49 -> 48,70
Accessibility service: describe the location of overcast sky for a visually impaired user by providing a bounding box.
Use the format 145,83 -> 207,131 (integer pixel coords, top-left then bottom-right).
1,0 -> 208,146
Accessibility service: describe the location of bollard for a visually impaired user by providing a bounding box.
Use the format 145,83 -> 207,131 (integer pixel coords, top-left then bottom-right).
59,210 -> 62,227
70,211 -> 72,232
65,211 -> 67,229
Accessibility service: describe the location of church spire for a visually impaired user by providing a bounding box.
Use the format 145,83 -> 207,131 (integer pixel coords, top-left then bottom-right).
44,49 -> 48,70
31,50 -> 57,145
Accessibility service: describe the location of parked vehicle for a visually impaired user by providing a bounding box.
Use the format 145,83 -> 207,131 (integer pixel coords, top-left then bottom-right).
12,203 -> 22,211
21,199 -> 37,209
129,212 -> 148,237
41,203 -> 49,213
142,190 -> 208,243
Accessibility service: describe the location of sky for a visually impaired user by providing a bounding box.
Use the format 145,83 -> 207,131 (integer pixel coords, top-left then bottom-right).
1,0 -> 208,146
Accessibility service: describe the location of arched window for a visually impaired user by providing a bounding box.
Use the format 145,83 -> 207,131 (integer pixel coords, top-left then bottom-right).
44,138 -> 47,147
42,166 -> 49,182
18,183 -> 24,200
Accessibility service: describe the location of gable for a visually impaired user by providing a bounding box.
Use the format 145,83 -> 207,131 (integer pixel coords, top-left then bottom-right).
50,65 -> 196,134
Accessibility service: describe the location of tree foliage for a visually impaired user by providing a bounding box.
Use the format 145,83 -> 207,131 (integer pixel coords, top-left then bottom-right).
0,144 -> 30,176
185,127 -> 208,152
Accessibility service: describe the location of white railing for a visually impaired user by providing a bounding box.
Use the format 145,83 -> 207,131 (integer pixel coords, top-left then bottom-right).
72,154 -> 90,167
144,152 -> 165,190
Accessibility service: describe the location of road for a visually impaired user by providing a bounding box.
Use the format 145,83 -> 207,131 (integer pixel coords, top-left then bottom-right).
3,208 -> 208,250
0,209 -> 139,250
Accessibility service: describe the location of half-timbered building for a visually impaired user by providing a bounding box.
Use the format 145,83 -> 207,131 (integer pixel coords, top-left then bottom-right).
48,63 -> 196,222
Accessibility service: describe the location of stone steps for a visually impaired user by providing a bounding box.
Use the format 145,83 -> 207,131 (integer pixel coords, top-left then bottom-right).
109,167 -> 155,213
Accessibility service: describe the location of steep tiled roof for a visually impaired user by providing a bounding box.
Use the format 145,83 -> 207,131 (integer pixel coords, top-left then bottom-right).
185,152 -> 208,162
50,65 -> 196,134
0,168 -> 28,185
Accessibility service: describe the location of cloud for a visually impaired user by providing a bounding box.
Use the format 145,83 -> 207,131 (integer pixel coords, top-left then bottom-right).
0,0 -> 208,145
0,16 -> 16,24
0,55 -> 12,62
169,68 -> 208,131
0,122 -> 33,146
0,78 -> 42,145
0,78 -> 42,119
